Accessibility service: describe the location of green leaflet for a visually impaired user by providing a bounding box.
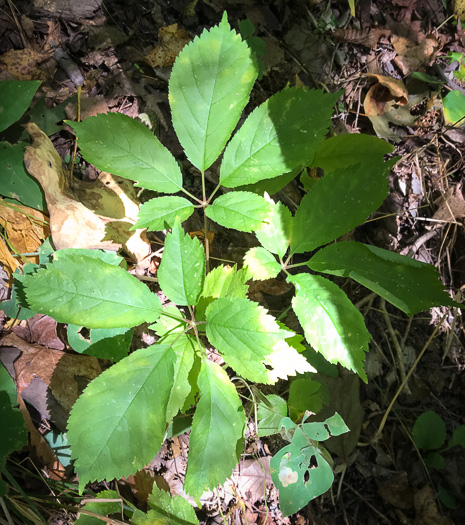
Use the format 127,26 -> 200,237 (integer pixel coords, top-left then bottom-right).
412,411 -> 446,451
0,141 -> 46,210
184,359 -> 245,499
257,394 -> 287,437
291,158 -> 396,254
132,196 -> 194,231
169,12 -> 257,171
67,325 -> 133,362
288,273 -> 370,382
256,199 -> 293,258
288,378 -> 328,422
311,134 -> 394,171
158,218 -> 205,306
0,80 -> 41,133
67,113 -> 183,193
132,484 -> 198,525
67,345 -> 176,492
23,254 -> 161,329
220,88 -> 340,188
205,191 -> 271,232
243,247 -> 281,280
235,167 -> 300,196
75,490 -> 120,525
307,242 -> 461,315
53,248 -> 125,266
205,297 -> 307,383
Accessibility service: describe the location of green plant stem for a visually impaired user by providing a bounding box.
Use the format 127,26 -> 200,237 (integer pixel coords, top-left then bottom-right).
207,182 -> 221,204
285,260 -> 311,270
181,187 -> 203,204
187,305 -> 204,355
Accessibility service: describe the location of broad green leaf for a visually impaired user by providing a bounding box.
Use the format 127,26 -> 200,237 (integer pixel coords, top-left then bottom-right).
291,158 -> 396,254
1,266 -> 38,321
152,307 -> 197,420
424,452 -> 446,469
53,248 -> 124,266
169,13 -> 257,171
0,80 -> 41,133
257,394 -> 287,437
67,325 -> 133,362
0,142 -> 46,210
288,273 -> 370,381
184,359 -> 245,499
220,88 -> 340,188
68,345 -> 175,492
235,167 -> 300,196
134,485 -> 199,525
412,411 -> 446,451
205,192 -> 271,232
75,490 -> 120,525
301,412 -> 349,441
446,426 -> 465,450
67,113 -> 183,193
443,90 -> 465,126
243,247 -> 281,280
311,134 -> 394,171
132,196 -> 194,231
288,378 -> 327,422
256,199 -> 293,258
131,512 -> 166,525
206,297 -> 310,383
158,218 -> 205,305
270,419 -> 334,516
307,242 -> 461,315
23,254 -> 161,328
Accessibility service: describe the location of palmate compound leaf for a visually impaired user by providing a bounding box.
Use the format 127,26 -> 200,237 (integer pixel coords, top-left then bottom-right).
307,242 -> 461,315
184,359 -> 245,499
23,254 -> 161,328
169,12 -> 257,172
205,297 -> 312,384
67,113 -> 182,193
291,157 -> 397,255
67,344 -> 176,492
288,273 -> 370,382
220,88 -> 341,188
158,217 -> 205,305
132,196 -> 194,231
205,191 -> 271,232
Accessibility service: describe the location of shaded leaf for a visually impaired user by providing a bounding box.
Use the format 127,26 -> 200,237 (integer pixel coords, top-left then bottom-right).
75,490 -> 120,525
67,113 -> 183,193
169,13 -> 257,171
184,359 -> 245,499
23,254 -> 161,328
257,394 -> 287,437
220,88 -> 340,188
0,80 -> 41,133
158,218 -> 205,305
68,345 -> 176,492
67,325 -> 133,362
307,242 -> 461,314
288,273 -> 370,381
412,411 -> 446,451
205,191 -> 271,232
133,196 -> 194,231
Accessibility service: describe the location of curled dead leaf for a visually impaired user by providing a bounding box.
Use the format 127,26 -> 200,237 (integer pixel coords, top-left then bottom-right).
391,34 -> 439,76
144,24 -> 191,68
0,48 -> 53,81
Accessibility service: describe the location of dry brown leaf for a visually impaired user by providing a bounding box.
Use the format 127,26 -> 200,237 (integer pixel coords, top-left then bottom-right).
144,24 -> 191,68
232,458 -> 273,503
4,333 -> 101,413
23,123 -> 150,263
365,74 -> 408,105
0,199 -> 50,263
0,238 -> 20,282
333,27 -> 391,49
433,185 -> 465,222
456,0 -> 465,20
0,48 -> 52,81
414,485 -> 454,525
377,472 -> 414,509
391,34 -> 439,75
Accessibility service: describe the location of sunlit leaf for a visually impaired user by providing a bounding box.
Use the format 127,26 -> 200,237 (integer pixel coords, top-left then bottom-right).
133,196 -> 194,231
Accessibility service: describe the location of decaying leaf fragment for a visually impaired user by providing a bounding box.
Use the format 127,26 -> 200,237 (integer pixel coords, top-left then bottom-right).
144,23 -> 191,68
23,123 -> 150,263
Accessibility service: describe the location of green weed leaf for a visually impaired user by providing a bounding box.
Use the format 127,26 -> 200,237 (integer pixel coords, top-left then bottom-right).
291,158 -> 396,254
75,490 -> 120,525
158,218 -> 205,305
288,378 -> 328,422
132,196 -> 194,231
184,359 -> 245,499
307,242 -> 461,315
443,90 -> 465,125
169,13 -> 257,171
23,254 -> 161,328
205,191 -> 271,232
67,113 -> 183,193
243,247 -> 281,280
67,325 -> 133,362
256,199 -> 293,258
0,80 -> 41,133
0,141 -> 46,210
412,411 -> 446,451
206,297 -> 310,383
68,345 -> 175,492
257,394 -> 287,437
288,274 -> 370,381
220,88 -> 340,188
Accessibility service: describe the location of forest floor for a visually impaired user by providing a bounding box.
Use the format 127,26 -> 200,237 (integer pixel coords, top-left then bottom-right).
0,0 -> 465,524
